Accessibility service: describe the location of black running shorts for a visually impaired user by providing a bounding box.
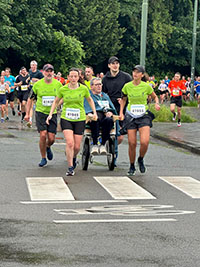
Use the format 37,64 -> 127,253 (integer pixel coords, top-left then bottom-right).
17,90 -> 29,102
170,96 -> 182,107
6,91 -> 15,102
126,113 -> 153,130
60,118 -> 85,135
35,111 -> 57,134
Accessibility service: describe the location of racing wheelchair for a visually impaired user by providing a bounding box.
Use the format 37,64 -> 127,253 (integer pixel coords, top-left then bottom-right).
81,114 -> 119,171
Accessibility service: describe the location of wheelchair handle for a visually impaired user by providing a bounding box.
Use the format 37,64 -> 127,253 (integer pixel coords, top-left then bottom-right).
86,114 -> 97,123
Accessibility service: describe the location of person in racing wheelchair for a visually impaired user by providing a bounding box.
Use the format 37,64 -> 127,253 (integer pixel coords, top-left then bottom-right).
84,77 -> 118,156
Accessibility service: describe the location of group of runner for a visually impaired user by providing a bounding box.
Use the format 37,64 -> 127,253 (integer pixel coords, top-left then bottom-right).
0,56 -> 198,176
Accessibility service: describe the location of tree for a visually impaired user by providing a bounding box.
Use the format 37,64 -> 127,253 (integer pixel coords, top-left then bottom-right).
0,0 -> 18,65
51,0 -> 124,66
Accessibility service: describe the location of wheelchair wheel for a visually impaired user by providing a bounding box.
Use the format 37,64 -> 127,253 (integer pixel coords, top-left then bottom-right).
107,137 -> 115,171
82,137 -> 90,170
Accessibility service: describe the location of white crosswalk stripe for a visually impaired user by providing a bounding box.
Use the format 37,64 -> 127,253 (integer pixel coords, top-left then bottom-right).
158,176 -> 200,198
26,177 -> 74,201
94,176 -> 156,200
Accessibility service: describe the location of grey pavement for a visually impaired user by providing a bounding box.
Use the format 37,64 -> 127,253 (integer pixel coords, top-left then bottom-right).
151,106 -> 200,155
1,105 -> 200,155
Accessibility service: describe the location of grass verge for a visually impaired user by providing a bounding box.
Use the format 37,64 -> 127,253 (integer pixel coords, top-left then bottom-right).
149,104 -> 197,122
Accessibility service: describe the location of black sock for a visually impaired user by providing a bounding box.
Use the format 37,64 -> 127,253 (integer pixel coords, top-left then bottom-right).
130,163 -> 135,168
22,112 -> 26,120
138,156 -> 143,162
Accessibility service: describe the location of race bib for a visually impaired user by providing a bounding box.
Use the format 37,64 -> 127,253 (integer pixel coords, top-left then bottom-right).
173,89 -> 180,96
21,85 -> 28,91
97,100 -> 109,109
65,108 -> 80,120
0,87 -> 5,94
42,96 -> 55,106
130,105 -> 146,118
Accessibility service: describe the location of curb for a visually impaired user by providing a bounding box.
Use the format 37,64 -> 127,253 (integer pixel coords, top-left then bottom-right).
151,131 -> 200,155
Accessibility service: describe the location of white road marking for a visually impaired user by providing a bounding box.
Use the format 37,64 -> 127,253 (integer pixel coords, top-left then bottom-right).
20,200 -> 127,204
53,218 -> 176,224
26,177 -> 74,201
94,176 -> 156,199
158,176 -> 200,198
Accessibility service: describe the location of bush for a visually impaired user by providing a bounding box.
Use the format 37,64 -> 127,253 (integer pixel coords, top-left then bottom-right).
149,104 -> 197,122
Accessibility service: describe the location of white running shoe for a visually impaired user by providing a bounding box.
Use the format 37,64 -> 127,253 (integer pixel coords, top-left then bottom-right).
91,145 -> 99,155
99,145 -> 107,155
177,121 -> 181,127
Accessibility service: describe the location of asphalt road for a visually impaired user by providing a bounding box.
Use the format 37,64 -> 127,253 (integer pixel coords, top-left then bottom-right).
0,123 -> 200,267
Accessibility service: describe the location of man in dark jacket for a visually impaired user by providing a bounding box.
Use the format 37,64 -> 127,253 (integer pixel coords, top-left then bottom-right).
102,56 -> 132,115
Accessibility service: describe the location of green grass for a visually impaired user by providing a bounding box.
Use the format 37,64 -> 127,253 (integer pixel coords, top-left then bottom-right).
182,100 -> 198,107
149,104 -> 197,122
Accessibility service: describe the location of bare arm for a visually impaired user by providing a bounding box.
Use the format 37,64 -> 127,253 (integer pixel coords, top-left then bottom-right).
46,96 -> 61,125
85,96 -> 98,121
119,96 -> 127,120
150,91 -> 160,111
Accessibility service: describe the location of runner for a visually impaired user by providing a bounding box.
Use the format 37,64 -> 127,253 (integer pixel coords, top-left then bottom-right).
119,65 -> 160,176
0,76 -> 9,123
15,67 -> 30,123
55,72 -> 65,85
84,66 -> 95,89
168,72 -> 186,127
194,76 -> 200,108
25,64 -> 62,167
158,80 -> 168,104
102,56 -> 132,165
4,67 -> 16,120
185,77 -> 191,101
102,56 -> 132,117
46,68 -> 97,176
27,60 -> 44,127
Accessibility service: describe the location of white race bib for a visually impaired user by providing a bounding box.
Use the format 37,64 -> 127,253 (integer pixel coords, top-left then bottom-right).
0,86 -> 5,94
42,96 -> 55,106
173,89 -> 180,96
97,100 -> 109,109
130,105 -> 146,118
21,85 -> 28,91
65,108 -> 80,120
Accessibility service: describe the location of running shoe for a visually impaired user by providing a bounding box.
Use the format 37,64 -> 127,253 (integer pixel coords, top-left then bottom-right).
99,145 -> 107,155
172,112 -> 177,121
27,121 -> 32,128
5,117 -> 9,121
1,118 -> 4,123
91,145 -> 99,155
127,166 -> 136,176
138,157 -> 146,173
12,109 -> 16,116
39,158 -> 47,167
66,167 -> 75,176
177,121 -> 181,127
46,147 -> 53,160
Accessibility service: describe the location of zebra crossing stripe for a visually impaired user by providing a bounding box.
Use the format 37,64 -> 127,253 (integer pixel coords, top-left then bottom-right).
158,176 -> 200,198
94,176 -> 156,200
26,177 -> 75,201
